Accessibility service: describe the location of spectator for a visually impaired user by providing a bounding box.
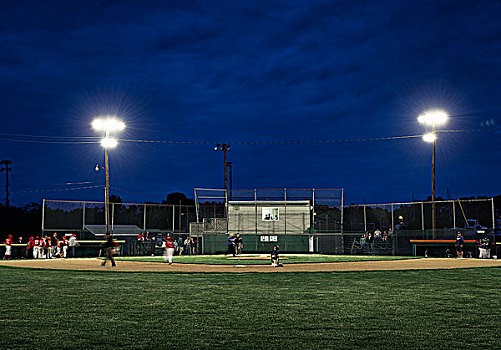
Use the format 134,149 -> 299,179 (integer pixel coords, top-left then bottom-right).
150,236 -> 156,256
388,227 -> 393,239
374,228 -> 381,240
190,237 -> 197,255
360,233 -> 367,253
367,232 -> 375,254
177,237 -> 184,255
183,237 -> 191,255
68,234 -> 79,258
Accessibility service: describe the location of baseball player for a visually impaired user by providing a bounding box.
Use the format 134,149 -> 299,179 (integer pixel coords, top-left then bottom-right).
3,235 -> 13,259
163,237 -> 176,265
271,245 -> 280,267
99,233 -> 117,267
33,236 -> 40,259
51,233 -> 58,258
61,236 -> 68,258
27,237 -> 35,259
45,236 -> 52,259
478,236 -> 490,259
456,232 -> 464,259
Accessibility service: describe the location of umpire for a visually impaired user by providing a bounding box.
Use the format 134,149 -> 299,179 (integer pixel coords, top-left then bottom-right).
100,233 -> 117,267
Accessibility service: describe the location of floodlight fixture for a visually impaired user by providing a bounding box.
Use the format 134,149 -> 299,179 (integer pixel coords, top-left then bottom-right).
422,133 -> 436,143
100,137 -> 118,149
417,110 -> 448,126
92,117 -> 126,132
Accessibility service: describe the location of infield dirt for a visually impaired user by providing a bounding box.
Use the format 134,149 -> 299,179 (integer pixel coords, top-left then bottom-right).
1,257 -> 500,272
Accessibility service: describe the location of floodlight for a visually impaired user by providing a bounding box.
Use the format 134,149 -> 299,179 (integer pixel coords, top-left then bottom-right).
422,133 -> 436,143
95,164 -> 100,171
92,117 -> 126,132
100,137 -> 118,148
417,110 -> 448,126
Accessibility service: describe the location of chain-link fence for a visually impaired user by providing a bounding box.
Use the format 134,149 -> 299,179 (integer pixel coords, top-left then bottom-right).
344,198 -> 495,233
42,199 -> 197,234
43,196 -> 497,256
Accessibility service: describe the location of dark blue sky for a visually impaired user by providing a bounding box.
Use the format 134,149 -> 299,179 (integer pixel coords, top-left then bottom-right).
1,0 -> 500,206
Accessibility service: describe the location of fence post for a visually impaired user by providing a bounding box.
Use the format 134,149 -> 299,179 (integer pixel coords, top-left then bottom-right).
421,202 -> 425,233
312,188 -> 315,233
391,204 -> 394,231
82,201 -> 86,231
172,205 -> 175,232
41,199 -> 45,235
341,188 -> 344,234
254,189 -> 258,235
111,203 -> 115,235
194,189 -> 199,223
143,204 -> 147,231
363,205 -> 367,232
492,198 -> 496,230
284,188 -> 287,235
452,201 -> 456,229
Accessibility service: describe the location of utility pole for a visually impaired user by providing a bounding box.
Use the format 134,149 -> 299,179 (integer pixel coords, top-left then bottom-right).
214,144 -> 231,196
0,160 -> 12,207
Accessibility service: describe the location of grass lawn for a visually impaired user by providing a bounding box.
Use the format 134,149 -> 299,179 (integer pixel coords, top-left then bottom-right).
115,254 -> 419,265
0,266 -> 499,349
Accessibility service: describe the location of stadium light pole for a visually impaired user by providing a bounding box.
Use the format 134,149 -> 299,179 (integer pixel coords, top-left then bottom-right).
418,110 -> 448,238
92,117 -> 125,234
226,161 -> 233,201
0,160 -> 12,207
214,144 -> 231,198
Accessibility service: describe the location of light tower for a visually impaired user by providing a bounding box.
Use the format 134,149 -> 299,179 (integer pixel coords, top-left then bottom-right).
92,117 -> 125,234
418,109 -> 448,238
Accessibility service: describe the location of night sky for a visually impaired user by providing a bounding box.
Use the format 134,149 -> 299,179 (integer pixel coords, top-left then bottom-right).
1,0 -> 500,207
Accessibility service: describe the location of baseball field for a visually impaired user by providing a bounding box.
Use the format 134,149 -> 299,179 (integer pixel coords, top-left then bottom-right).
0,256 -> 500,349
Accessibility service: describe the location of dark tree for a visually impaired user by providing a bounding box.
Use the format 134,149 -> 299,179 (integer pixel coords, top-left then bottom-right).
162,192 -> 195,205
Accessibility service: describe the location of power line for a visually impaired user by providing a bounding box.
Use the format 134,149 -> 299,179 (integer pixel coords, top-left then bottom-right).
0,128 -> 498,145
120,134 -> 424,145
0,138 -> 99,144
10,185 -> 102,194
0,132 -> 99,139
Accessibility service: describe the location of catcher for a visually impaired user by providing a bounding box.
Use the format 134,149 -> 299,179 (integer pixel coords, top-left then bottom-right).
271,245 -> 283,267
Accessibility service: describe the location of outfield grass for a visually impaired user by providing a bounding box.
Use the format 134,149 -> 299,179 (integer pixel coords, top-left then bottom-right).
0,267 -> 499,349
115,254 -> 418,265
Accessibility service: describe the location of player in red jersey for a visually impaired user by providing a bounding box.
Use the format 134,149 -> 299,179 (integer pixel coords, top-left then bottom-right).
27,237 -> 35,259
3,235 -> 13,259
163,237 -> 176,265
61,236 -> 68,258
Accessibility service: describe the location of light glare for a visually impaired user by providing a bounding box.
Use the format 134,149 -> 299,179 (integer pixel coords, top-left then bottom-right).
417,110 -> 448,126
422,133 -> 436,143
100,137 -> 118,148
92,117 -> 126,132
